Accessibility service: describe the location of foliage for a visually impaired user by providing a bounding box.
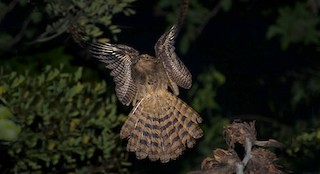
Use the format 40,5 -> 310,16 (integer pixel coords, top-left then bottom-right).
0,66 -> 129,173
264,1 -> 320,172
0,0 -> 136,51
267,2 -> 320,49
283,95 -> 320,172
273,117 -> 320,173
0,47 -> 74,74
189,66 -> 225,115
274,69 -> 320,172
287,127 -> 320,157
290,70 -> 320,108
189,66 -> 227,152
186,67 -> 227,173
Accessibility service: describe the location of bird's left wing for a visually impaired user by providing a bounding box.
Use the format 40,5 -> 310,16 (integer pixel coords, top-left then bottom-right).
89,42 -> 139,106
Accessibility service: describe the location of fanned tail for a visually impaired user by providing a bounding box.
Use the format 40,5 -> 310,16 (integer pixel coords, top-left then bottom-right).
120,90 -> 203,163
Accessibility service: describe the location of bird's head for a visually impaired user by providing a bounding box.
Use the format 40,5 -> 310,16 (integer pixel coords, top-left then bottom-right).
135,54 -> 157,72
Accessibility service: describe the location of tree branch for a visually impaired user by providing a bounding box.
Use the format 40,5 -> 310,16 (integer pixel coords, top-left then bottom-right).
26,20 -> 70,45
195,0 -> 223,38
0,0 -> 19,22
7,14 -> 32,47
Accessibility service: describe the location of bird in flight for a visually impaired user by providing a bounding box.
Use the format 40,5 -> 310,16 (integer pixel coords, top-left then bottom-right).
74,0 -> 203,163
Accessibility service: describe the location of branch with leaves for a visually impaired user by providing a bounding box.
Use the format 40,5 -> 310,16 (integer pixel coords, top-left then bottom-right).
0,0 -> 136,50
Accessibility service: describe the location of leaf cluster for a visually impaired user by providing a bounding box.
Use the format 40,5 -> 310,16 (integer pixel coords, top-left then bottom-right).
267,2 -> 320,49
0,0 -> 136,50
0,66 -> 129,173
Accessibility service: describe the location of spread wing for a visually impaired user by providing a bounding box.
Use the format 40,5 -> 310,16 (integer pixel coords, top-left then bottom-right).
89,42 -> 139,106
154,24 -> 192,89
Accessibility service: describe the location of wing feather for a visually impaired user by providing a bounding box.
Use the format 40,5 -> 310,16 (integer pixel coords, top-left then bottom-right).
89,42 -> 139,106
154,25 -> 192,89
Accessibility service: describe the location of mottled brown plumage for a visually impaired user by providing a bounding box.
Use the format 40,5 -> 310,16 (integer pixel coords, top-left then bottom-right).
88,0 -> 203,162
121,88 -> 203,162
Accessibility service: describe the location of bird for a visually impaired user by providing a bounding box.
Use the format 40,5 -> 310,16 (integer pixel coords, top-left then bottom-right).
74,0 -> 203,163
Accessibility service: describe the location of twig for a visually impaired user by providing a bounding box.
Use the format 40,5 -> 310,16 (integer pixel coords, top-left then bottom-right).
233,114 -> 289,129
236,163 -> 244,174
235,138 -> 252,174
255,139 -> 285,148
194,0 -> 223,38
0,0 -> 19,22
242,137 -> 252,166
26,20 -> 70,45
6,14 -> 32,47
27,28 -> 67,44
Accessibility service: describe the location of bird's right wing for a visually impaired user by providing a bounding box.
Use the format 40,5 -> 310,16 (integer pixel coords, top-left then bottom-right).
89,42 -> 139,106
155,25 -> 192,90
154,0 -> 192,90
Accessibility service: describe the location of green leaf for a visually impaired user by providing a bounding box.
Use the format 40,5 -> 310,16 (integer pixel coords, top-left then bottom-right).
19,0 -> 28,6
99,15 -> 112,26
0,119 -> 21,141
0,105 -> 13,119
74,67 -> 83,81
67,82 -> 84,99
46,68 -> 60,81
0,2 -> 6,13
0,32 -> 14,44
31,12 -> 43,24
11,75 -> 25,88
221,0 -> 232,12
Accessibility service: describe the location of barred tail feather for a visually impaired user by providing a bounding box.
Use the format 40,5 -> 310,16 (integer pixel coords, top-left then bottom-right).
120,90 -> 203,163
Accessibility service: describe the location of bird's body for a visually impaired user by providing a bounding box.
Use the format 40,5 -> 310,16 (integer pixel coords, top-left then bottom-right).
118,54 -> 203,162
132,54 -> 168,105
